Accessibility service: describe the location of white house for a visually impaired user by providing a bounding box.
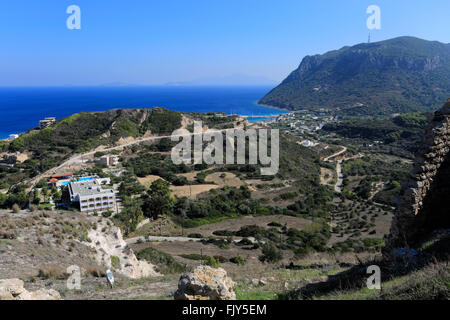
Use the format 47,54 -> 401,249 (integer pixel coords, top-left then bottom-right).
68,180 -> 116,215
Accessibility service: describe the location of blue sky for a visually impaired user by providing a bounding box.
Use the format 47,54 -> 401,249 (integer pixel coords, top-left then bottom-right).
1,0 -> 449,86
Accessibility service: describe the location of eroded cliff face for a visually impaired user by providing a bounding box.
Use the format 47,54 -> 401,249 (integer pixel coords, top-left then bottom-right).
87,219 -> 160,279
385,98 -> 450,252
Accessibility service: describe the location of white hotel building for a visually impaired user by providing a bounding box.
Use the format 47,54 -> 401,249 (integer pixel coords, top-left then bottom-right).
68,180 -> 116,215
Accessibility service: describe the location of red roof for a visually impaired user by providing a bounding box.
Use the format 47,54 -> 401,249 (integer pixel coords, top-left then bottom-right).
51,173 -> 73,178
48,178 -> 58,183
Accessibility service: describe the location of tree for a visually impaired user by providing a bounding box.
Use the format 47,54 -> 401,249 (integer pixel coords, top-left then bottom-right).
36,179 -> 47,188
0,192 -> 7,208
32,189 -> 41,205
259,243 -> 283,263
142,179 -> 174,219
114,205 -> 144,235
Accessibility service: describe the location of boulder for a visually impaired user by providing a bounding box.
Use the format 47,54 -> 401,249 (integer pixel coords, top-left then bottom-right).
0,289 -> 14,300
174,265 -> 235,300
0,278 -> 62,300
16,289 -> 61,300
0,278 -> 25,296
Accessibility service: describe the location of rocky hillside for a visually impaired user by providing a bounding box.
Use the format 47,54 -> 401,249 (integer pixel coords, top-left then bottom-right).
259,37 -> 450,115
0,210 -> 158,282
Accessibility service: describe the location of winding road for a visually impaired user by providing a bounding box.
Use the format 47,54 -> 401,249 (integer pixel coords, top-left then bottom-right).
323,146 -> 347,193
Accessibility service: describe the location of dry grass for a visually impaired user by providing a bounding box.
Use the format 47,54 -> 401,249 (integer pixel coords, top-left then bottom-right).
85,265 -> 106,277
38,265 -> 69,280
171,185 -> 220,199
137,175 -> 164,188
320,167 -> 334,185
0,230 -> 17,240
205,172 -> 245,187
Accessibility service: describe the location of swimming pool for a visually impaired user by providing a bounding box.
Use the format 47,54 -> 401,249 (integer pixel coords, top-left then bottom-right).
60,177 -> 94,186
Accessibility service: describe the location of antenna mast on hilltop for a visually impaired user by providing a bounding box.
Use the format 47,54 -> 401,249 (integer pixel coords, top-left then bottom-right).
368,32 -> 371,43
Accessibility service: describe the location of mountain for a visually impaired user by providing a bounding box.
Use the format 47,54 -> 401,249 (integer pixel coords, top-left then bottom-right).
165,74 -> 277,86
259,37 -> 450,115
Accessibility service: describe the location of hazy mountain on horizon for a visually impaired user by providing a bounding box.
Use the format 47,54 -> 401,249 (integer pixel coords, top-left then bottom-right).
259,36 -> 450,115
164,74 -> 277,87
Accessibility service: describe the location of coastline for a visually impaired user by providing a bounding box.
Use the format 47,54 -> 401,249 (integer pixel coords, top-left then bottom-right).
254,102 -> 289,113
0,86 -> 282,139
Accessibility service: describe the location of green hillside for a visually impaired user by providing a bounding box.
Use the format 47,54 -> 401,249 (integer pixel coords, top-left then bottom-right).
259,37 -> 450,115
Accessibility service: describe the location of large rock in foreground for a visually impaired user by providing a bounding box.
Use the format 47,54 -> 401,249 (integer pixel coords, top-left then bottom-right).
385,98 -> 450,254
0,278 -> 61,300
174,266 -> 236,300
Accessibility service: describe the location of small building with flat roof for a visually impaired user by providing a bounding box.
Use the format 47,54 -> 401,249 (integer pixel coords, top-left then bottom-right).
39,117 -> 56,129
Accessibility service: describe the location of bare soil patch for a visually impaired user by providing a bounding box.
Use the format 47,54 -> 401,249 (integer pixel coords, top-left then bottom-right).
205,172 -> 244,187
320,167 -> 334,185
137,175 -> 164,188
171,185 -> 220,199
186,215 -> 312,238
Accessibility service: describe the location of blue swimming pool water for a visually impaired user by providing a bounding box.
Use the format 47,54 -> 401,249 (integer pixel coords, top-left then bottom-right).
60,177 -> 94,186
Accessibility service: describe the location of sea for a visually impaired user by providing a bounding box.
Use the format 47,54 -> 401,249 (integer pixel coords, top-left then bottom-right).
0,86 -> 285,139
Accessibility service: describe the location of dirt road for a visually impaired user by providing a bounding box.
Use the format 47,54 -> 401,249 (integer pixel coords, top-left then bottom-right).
324,146 -> 347,162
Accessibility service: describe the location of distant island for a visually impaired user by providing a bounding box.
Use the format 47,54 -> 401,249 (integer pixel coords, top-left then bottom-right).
259,36 -> 450,115
165,74 -> 277,87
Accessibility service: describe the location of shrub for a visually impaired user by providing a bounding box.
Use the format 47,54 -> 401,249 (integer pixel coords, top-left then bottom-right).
268,221 -> 282,227
204,256 -> 221,268
187,233 -> 203,238
213,255 -> 227,263
179,253 -> 203,260
235,225 -> 264,238
110,255 -> 121,269
201,237 -> 230,249
229,256 -> 246,265
259,243 -> 283,263
137,247 -> 185,274
102,210 -> 112,218
0,231 -> 16,240
85,265 -> 106,277
212,230 -> 235,237
11,204 -> 20,213
38,265 -> 68,279
236,238 -> 253,246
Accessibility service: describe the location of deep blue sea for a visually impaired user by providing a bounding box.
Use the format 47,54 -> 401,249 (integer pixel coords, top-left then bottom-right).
0,86 -> 284,139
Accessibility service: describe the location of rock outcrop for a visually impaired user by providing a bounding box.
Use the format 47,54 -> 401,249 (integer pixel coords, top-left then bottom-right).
87,220 -> 160,279
174,265 -> 236,300
385,98 -> 450,253
0,278 -> 61,300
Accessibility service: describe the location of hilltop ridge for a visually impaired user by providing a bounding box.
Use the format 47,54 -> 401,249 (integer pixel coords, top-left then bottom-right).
259,37 -> 450,115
